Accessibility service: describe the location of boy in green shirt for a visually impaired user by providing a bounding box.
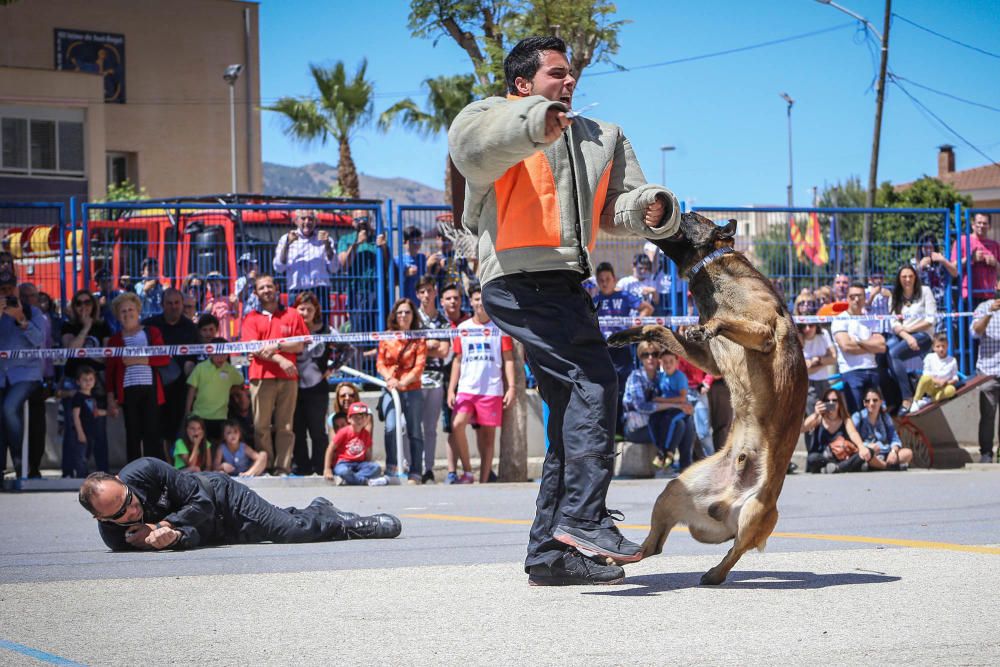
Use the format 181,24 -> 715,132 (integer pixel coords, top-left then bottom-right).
185,337 -> 245,442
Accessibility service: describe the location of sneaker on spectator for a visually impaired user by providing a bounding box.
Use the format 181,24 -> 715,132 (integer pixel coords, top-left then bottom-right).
458,472 -> 475,484
422,470 -> 436,485
979,454 -> 994,464
822,462 -> 839,474
651,455 -> 665,469
407,473 -> 422,485
446,471 -> 459,484
860,462 -> 870,472
487,470 -> 498,483
914,397 -> 933,411
366,476 -> 389,487
331,475 -> 345,486
899,463 -> 909,471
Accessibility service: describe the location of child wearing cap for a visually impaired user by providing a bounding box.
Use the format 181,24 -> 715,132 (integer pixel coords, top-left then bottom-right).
324,401 -> 384,486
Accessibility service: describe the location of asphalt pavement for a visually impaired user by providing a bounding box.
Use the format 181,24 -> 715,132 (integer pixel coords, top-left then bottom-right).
1,467 -> 998,665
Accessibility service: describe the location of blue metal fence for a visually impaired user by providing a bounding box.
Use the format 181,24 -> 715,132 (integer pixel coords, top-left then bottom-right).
0,201 -> 71,313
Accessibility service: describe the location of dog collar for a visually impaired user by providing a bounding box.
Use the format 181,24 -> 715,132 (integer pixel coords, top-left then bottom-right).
688,247 -> 734,279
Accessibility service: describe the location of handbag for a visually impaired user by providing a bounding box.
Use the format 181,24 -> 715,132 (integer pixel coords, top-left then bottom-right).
828,435 -> 859,461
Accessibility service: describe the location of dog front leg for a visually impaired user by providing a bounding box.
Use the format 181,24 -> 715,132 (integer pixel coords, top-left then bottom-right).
700,498 -> 778,585
685,317 -> 775,354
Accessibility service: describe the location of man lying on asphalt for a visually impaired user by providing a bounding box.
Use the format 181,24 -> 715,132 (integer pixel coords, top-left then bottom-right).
79,457 -> 401,551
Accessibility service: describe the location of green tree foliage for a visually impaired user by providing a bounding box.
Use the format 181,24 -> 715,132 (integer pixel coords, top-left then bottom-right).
99,180 -> 147,202
408,0 -> 627,97
263,61 -> 373,198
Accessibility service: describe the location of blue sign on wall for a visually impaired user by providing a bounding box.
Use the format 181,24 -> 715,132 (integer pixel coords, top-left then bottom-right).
54,28 -> 126,104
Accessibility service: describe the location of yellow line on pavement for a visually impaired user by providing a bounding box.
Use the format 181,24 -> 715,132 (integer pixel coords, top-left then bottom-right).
400,513 -> 1000,555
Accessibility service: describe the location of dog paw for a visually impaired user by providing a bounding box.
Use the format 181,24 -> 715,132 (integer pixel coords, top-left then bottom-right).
684,325 -> 714,342
699,569 -> 726,586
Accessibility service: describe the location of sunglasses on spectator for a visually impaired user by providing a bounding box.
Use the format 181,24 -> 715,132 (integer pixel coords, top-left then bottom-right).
847,293 -> 865,300
75,298 -> 93,305
863,398 -> 881,404
95,485 -> 135,524
639,352 -> 658,359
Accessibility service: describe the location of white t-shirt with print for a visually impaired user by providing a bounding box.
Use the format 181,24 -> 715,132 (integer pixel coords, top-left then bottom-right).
830,313 -> 879,373
802,328 -> 835,381
922,352 -> 957,382
452,318 -> 513,397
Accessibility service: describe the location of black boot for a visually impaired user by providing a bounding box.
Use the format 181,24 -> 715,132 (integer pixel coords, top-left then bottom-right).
528,549 -> 626,586
553,510 -> 642,563
345,513 -> 402,539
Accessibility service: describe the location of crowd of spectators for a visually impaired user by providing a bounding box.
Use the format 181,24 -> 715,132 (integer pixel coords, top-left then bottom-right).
5,212 -> 1000,482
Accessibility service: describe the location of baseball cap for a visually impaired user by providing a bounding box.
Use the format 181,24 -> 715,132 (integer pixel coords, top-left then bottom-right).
347,401 -> 370,416
237,253 -> 258,266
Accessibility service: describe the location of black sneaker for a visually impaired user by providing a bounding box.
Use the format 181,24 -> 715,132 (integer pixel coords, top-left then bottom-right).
528,549 -> 626,586
421,470 -> 436,485
552,511 -> 642,563
345,513 -> 402,539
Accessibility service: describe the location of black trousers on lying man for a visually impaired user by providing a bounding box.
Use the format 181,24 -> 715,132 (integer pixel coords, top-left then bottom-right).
79,457 -> 401,551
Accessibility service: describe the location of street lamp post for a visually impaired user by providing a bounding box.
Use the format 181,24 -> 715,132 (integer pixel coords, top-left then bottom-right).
780,93 -> 794,208
780,93 -> 795,286
660,145 -> 675,186
815,0 -> 892,278
223,64 -> 244,195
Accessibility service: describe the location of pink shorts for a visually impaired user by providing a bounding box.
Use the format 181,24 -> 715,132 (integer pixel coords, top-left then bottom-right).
453,393 -> 503,427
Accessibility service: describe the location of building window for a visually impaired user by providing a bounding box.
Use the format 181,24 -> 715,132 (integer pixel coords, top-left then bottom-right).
59,122 -> 84,172
106,152 -> 136,188
1,118 -> 28,170
31,120 -> 56,171
0,110 -> 85,178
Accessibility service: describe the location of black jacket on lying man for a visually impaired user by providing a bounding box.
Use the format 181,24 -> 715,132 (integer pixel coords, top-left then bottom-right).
79,457 -> 401,551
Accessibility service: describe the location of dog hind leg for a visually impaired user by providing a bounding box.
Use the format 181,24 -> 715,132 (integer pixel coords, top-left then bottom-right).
699,497 -> 778,585
640,479 -> 689,558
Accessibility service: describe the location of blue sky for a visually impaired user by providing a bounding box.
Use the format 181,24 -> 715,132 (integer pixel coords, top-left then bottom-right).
258,0 -> 999,206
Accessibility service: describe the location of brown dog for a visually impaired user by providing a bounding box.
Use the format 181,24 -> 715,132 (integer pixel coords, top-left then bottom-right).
608,211 -> 807,585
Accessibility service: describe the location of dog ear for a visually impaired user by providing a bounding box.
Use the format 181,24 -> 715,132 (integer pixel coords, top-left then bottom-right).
715,219 -> 737,239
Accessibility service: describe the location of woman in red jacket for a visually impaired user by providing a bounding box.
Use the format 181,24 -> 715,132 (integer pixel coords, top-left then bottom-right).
105,292 -> 170,462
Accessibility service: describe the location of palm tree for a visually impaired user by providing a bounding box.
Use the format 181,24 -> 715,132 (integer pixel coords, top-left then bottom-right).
377,74 -> 475,205
264,60 -> 373,198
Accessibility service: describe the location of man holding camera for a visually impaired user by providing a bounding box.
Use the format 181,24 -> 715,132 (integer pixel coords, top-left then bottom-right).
0,271 -> 46,476
273,209 -> 339,316
337,211 -> 390,333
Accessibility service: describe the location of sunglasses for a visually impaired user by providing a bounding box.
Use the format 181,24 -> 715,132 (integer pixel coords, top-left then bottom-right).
639,352 -> 658,359
96,484 -> 135,524
75,298 -> 93,305
863,398 -> 881,404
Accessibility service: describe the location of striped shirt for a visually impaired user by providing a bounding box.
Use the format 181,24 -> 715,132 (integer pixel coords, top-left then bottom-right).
972,300 -> 1000,377
272,232 -> 339,291
122,329 -> 154,388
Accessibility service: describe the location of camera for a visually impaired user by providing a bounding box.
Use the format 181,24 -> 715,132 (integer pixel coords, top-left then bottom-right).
4,295 -> 18,308
824,400 -> 838,412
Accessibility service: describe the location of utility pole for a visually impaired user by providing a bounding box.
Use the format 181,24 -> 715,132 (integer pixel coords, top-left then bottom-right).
862,0 -> 892,279
815,0 -> 892,278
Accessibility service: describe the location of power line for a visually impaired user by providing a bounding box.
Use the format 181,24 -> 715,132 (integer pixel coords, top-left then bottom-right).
892,13 -> 1000,60
890,75 -> 1000,169
889,74 -> 1000,114
585,22 -> 855,77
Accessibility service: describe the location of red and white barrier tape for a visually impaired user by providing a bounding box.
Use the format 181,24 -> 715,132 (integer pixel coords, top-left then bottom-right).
0,311 -> 982,360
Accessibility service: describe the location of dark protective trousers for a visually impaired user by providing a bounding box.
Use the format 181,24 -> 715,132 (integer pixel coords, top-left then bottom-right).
204,472 -> 349,544
482,271 -> 619,571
